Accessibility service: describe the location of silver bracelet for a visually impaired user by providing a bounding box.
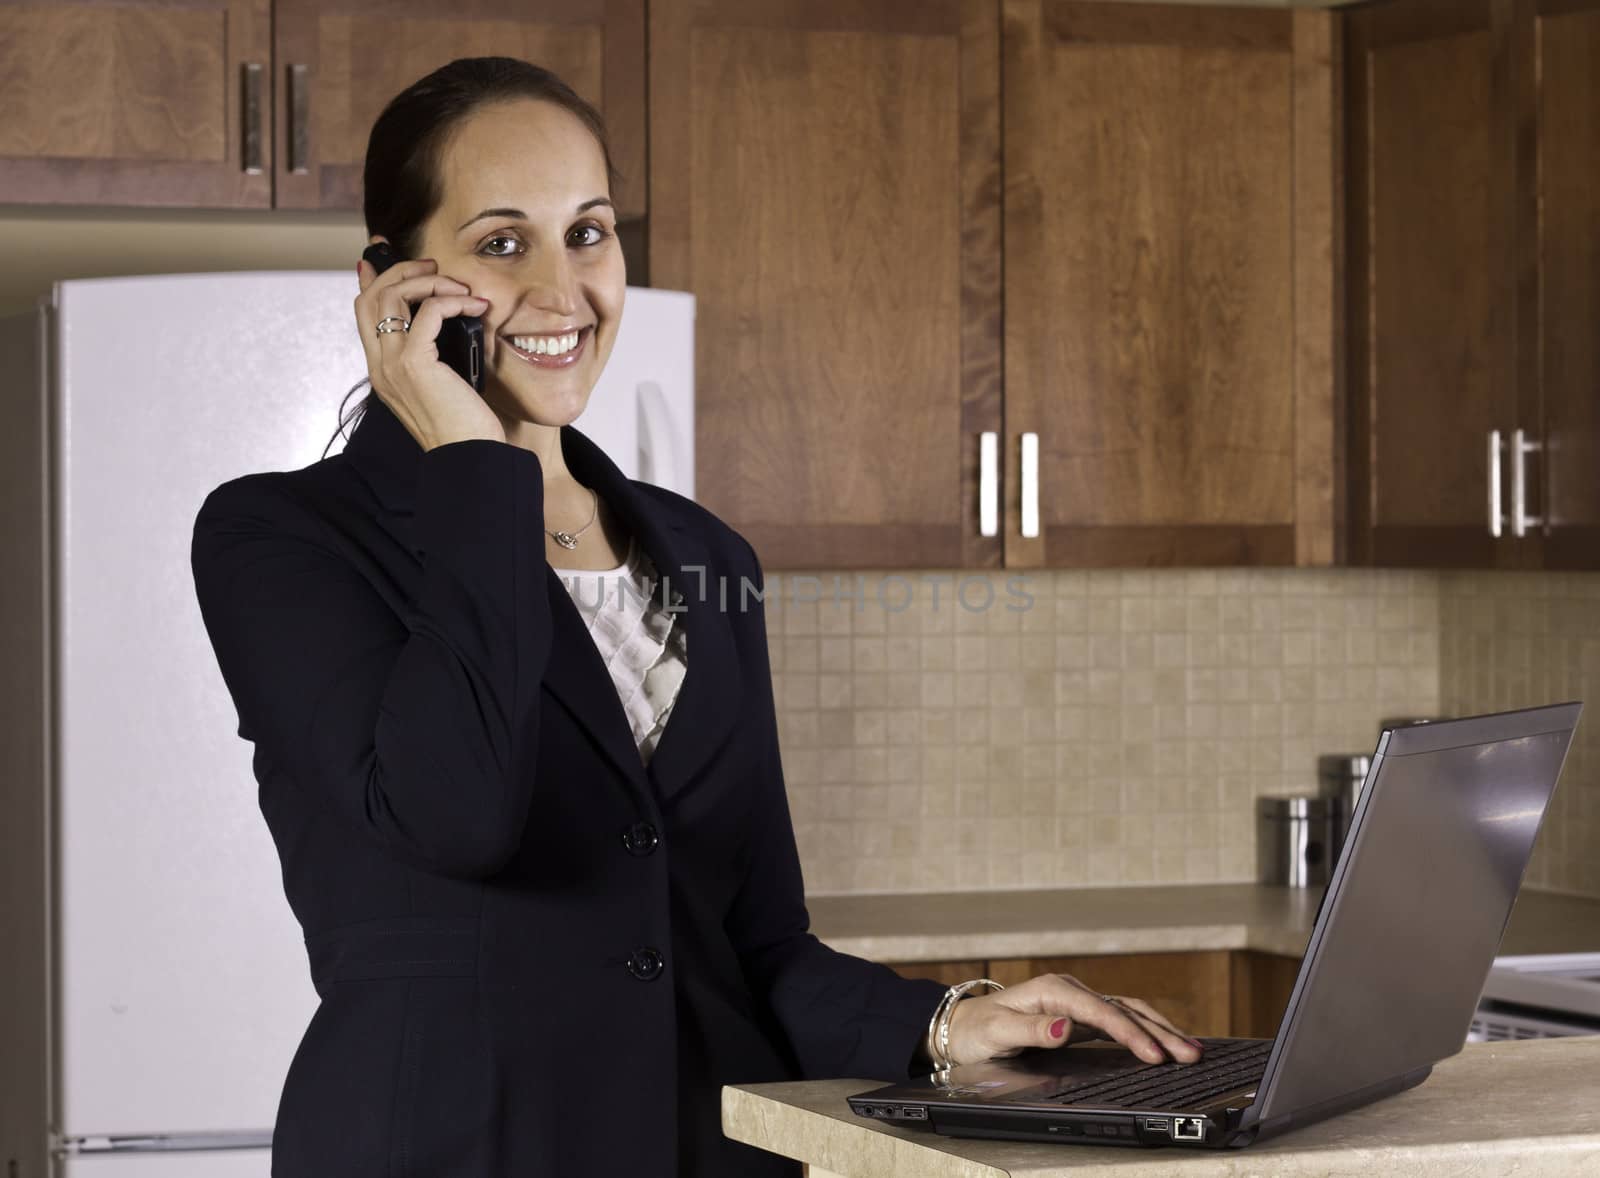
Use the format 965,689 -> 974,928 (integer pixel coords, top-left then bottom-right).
924,977 -> 1005,1071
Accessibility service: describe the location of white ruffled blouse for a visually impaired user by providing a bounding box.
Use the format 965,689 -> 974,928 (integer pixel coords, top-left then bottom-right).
549,535 -> 688,766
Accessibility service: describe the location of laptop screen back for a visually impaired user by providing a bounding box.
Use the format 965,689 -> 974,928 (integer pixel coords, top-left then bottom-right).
1250,703 -> 1581,1126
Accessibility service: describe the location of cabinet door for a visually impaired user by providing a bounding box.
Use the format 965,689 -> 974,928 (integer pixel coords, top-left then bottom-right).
1346,0 -> 1523,567
886,959 -> 990,986
1003,3 -> 1339,568
989,951 -> 1233,1038
1229,951 -> 1300,1040
650,0 -> 1003,569
272,0 -> 645,217
0,0 -> 271,207
1535,0 -> 1600,569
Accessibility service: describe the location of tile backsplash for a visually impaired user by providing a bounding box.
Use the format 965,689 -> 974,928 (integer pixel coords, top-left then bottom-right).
1440,572 -> 1600,898
759,569 -> 1442,895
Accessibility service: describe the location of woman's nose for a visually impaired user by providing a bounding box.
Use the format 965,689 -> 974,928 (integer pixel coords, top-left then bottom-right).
519,249 -> 580,317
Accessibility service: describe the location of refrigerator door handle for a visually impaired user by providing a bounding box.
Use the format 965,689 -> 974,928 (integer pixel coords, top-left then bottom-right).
241,62 -> 264,174
59,1130 -> 275,1155
636,380 -> 684,493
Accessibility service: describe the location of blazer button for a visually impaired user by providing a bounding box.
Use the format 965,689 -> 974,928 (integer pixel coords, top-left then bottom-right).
627,946 -> 664,981
621,821 -> 659,856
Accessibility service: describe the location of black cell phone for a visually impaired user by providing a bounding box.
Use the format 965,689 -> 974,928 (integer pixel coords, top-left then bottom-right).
361,242 -> 485,394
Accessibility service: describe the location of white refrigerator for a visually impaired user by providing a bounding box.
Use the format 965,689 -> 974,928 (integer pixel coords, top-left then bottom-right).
0,272 -> 695,1177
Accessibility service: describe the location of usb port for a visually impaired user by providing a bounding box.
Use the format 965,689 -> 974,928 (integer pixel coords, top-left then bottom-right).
1173,1116 -> 1205,1142
1141,1117 -> 1171,1135
903,1106 -> 927,1120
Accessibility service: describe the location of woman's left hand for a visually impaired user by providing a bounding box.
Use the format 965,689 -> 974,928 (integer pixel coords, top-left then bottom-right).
941,973 -> 1205,1068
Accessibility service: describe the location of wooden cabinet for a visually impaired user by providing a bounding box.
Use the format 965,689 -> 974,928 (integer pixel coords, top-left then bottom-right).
0,0 -> 273,207
888,959 -> 993,988
272,0 -> 644,217
1346,0 -> 1516,568
1229,950 -> 1300,1040
1003,2 -> 1340,568
649,0 -> 1003,570
1347,0 -> 1600,570
653,0 -> 1339,570
0,0 -> 645,216
989,950 -> 1234,1037
886,949 -> 1300,1040
1533,0 -> 1600,569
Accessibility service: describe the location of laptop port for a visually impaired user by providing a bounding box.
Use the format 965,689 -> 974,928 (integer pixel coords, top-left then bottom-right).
903,1106 -> 927,1120
1173,1116 -> 1205,1142
1141,1117 -> 1171,1135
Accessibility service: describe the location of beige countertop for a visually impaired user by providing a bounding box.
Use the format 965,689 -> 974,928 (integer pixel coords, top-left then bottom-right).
722,1037 -> 1600,1177
806,885 -> 1600,963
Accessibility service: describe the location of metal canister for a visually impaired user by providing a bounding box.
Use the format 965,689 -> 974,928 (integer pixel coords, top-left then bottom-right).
1317,753 -> 1372,865
1256,795 -> 1335,888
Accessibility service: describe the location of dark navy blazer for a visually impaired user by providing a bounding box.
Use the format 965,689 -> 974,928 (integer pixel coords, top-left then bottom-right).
189,395 -> 948,1177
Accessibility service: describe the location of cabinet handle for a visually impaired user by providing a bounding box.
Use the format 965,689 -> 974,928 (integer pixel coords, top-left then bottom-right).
1020,432 -> 1039,539
1512,427 -> 1543,538
979,431 -> 998,537
1488,429 -> 1504,538
287,63 -> 310,174
241,62 -> 263,174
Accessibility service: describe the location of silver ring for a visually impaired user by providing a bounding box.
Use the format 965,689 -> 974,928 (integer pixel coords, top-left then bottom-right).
375,316 -> 410,336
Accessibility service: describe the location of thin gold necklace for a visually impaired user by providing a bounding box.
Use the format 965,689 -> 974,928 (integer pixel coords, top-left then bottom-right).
546,486 -> 598,550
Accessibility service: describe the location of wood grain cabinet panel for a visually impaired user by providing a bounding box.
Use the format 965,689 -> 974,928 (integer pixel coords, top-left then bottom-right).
885,959 -> 991,987
1535,0 -> 1600,570
1003,2 -> 1339,568
1229,950 -> 1300,1040
273,0 -> 644,216
0,0 -> 271,207
988,950 -> 1234,1038
1348,0 -> 1600,570
886,950 -> 1304,1042
650,0 -> 1003,569
1346,0 -> 1518,568
0,0 -> 643,214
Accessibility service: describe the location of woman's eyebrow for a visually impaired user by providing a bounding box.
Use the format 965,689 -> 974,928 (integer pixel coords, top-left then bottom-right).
456,197 -> 613,231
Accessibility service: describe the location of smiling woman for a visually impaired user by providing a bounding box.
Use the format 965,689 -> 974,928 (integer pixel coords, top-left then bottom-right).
191,55 -> 1201,1178
324,60 -> 630,565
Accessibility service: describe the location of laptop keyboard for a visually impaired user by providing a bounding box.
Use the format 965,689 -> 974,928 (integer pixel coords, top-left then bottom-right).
1045,1038 -> 1272,1110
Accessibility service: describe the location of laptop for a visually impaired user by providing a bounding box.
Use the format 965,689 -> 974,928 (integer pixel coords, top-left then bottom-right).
847,702 -> 1582,1149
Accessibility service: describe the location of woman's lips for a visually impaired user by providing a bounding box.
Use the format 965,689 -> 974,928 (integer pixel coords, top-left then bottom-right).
502,325 -> 592,370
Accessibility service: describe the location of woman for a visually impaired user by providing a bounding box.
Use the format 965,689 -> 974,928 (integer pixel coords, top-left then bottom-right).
190,57 -> 1203,1178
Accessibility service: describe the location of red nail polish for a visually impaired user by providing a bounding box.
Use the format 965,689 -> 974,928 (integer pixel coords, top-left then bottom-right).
1049,1018 -> 1067,1039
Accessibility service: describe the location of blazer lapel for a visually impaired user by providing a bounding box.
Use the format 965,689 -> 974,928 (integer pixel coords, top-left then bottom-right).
556,427 -> 743,808
342,397 -> 743,809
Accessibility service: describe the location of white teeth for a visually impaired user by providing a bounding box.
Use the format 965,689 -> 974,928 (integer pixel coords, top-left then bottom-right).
511,330 -> 581,356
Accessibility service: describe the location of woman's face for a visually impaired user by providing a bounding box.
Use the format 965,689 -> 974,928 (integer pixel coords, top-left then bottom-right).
407,97 -> 625,427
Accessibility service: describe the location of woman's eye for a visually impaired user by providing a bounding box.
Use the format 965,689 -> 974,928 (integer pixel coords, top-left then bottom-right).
569,224 -> 609,247
481,235 -> 521,257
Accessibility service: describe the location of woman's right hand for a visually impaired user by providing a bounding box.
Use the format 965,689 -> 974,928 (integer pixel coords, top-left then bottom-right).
353,254 -> 507,451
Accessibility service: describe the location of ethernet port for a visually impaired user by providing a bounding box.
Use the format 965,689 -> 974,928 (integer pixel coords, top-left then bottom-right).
1173,1116 -> 1205,1142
